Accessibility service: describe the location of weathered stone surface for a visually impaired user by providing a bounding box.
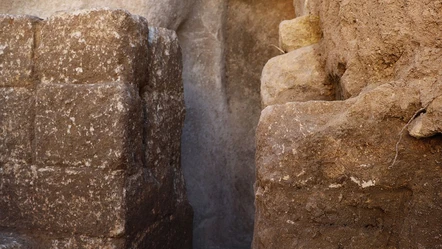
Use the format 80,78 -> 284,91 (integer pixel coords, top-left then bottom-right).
261,45 -> 333,108
0,233 -> 35,249
1,164 -> 126,236
0,0 -> 194,30
1,9 -> 192,249
254,83 -> 442,248
279,15 -> 321,52
0,88 -> 33,166
0,15 -> 40,87
35,83 -> 142,170
36,9 -> 149,87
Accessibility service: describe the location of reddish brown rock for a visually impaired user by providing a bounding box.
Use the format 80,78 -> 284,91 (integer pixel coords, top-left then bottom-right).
36,9 -> 149,87
0,15 -> 41,88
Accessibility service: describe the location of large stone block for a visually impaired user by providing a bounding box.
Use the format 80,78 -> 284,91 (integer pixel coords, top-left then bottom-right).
0,164 -> 127,236
254,84 -> 442,248
0,88 -> 33,165
0,15 -> 40,87
279,15 -> 321,52
261,45 -> 333,108
35,83 -> 142,170
36,9 -> 149,87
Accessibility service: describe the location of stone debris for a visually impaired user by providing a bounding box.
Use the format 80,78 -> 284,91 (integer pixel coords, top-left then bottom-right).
0,9 -> 192,249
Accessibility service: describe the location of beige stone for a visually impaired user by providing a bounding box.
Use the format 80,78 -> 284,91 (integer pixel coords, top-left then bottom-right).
279,15 -> 322,52
261,45 -> 333,108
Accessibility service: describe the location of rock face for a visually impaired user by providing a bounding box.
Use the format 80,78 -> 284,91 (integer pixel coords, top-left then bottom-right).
0,0 -> 194,30
261,44 -> 333,108
0,10 -> 192,249
254,0 -> 442,248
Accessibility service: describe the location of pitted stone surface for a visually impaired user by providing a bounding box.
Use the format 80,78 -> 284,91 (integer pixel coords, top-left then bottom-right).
0,88 -> 34,166
36,9 -> 149,87
0,15 -> 40,87
35,83 -> 142,170
2,165 -> 127,236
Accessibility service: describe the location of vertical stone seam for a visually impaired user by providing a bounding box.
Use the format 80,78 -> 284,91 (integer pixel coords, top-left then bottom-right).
30,18 -> 42,166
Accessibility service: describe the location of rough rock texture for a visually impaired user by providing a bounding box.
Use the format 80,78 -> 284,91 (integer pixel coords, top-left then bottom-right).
0,15 -> 40,87
254,0 -> 442,248
0,10 -> 192,249
261,44 -> 333,108
279,15 -> 321,52
36,9 -> 149,87
0,0 -> 194,30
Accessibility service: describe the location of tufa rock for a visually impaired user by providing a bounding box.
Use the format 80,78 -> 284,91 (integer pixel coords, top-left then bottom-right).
261,44 -> 333,108
279,15 -> 322,52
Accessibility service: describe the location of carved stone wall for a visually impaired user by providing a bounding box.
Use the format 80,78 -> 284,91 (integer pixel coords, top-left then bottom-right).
0,9 -> 192,249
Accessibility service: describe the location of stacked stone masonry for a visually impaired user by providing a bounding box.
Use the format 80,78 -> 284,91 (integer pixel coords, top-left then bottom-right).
255,0 -> 442,248
0,9 -> 192,249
